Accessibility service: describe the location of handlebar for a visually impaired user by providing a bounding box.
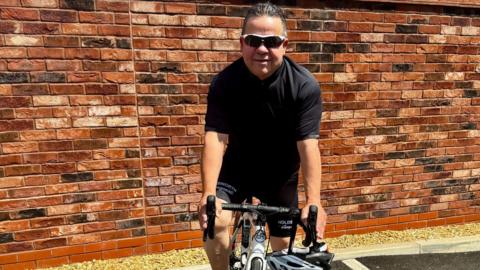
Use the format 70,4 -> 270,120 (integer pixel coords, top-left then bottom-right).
203,195 -> 333,269
203,195 -> 319,249
222,202 -> 299,215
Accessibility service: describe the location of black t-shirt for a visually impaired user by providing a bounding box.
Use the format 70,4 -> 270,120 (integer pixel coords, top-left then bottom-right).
205,56 -> 322,184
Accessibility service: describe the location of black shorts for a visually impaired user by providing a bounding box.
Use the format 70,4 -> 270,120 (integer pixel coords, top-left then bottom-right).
215,175 -> 298,237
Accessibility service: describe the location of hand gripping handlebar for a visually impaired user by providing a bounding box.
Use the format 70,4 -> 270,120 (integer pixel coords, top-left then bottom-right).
301,205 -> 318,248
202,195 -> 216,242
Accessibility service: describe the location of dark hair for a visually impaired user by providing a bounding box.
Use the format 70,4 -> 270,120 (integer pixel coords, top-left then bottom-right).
241,2 -> 288,36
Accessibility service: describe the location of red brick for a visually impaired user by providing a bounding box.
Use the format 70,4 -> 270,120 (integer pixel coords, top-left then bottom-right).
79,12 -> 114,24
15,229 -> 50,241
42,163 -> 76,174
67,72 -> 101,83
48,204 -> 82,217
384,14 -> 407,23
40,10 -> 77,22
35,237 -> 67,249
102,248 -> 133,260
117,237 -> 146,248
167,73 -> 197,83
50,245 -> 84,257
21,0 -> 54,8
0,8 -> 39,20
97,190 -> 129,201
147,233 -> 175,244
101,49 -> 132,61
65,48 -> 100,59
142,157 -> 172,168
37,256 -> 69,268
46,60 -> 82,71
337,11 -> 383,22
430,16 -> 451,25
164,3 -> 196,14
348,22 -> 373,32
171,136 -> 201,145
37,140 -> 72,151
0,254 -> 17,264
374,23 -> 395,32
84,221 -> 116,233
23,153 -> 57,165
110,159 -> 140,169
166,51 -> 197,62
5,165 -> 42,177
445,216 -> 464,224
115,13 -> 130,24
176,230 -> 202,240
102,72 -> 134,83
27,48 -> 64,59
70,252 -> 102,263
162,240 -> 190,251
96,0 -> 129,12
100,230 -> 130,241
98,25 -> 131,37
211,17 -> 242,28
147,244 -> 163,253
0,48 -> 27,59
3,261 -> 36,270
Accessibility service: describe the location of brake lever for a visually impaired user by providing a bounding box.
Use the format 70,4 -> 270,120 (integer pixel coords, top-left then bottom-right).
203,195 -> 216,242
302,205 -> 318,247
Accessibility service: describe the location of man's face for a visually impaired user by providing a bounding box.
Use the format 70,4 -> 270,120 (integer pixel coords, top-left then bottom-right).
241,16 -> 288,80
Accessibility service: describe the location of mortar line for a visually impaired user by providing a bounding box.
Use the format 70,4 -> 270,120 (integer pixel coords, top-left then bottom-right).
127,0 -> 149,251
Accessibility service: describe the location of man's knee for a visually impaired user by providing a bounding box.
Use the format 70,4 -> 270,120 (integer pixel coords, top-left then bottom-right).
270,236 -> 290,251
214,208 -> 233,233
208,197 -> 231,231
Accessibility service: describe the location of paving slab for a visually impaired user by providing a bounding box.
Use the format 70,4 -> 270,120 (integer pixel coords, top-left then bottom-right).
332,242 -> 420,261
418,235 -> 480,253
357,251 -> 480,270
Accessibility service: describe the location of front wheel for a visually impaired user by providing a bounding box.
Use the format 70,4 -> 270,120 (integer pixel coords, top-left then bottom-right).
250,257 -> 263,270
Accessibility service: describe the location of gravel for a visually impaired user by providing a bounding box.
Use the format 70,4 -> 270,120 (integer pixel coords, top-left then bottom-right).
41,222 -> 480,270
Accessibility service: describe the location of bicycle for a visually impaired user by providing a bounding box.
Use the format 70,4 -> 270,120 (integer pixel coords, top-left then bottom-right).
203,195 -> 334,270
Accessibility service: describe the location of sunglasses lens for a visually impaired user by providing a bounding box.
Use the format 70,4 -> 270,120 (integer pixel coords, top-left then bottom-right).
245,35 -> 263,47
264,36 -> 283,48
244,35 -> 284,48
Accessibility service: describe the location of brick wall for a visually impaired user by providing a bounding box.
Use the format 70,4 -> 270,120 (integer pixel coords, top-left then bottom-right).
1,0 -> 480,269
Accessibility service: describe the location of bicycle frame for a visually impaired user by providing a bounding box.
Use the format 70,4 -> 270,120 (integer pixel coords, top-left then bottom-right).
230,209 -> 268,270
203,195 -> 334,270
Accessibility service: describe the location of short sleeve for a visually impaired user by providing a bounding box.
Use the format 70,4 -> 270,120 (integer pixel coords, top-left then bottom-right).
205,76 -> 231,134
295,81 -> 322,140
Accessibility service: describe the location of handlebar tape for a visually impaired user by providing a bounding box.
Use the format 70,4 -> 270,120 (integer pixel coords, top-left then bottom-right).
222,203 -> 298,215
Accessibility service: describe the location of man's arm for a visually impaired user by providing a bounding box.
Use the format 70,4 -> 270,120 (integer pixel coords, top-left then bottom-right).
199,131 -> 228,230
297,138 -> 326,238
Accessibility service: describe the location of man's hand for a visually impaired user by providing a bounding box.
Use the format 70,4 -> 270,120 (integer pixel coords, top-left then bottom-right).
301,202 -> 327,239
198,195 -> 209,231
198,194 -> 222,231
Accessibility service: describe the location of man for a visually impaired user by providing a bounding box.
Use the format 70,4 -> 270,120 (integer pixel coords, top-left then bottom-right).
198,2 -> 326,270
